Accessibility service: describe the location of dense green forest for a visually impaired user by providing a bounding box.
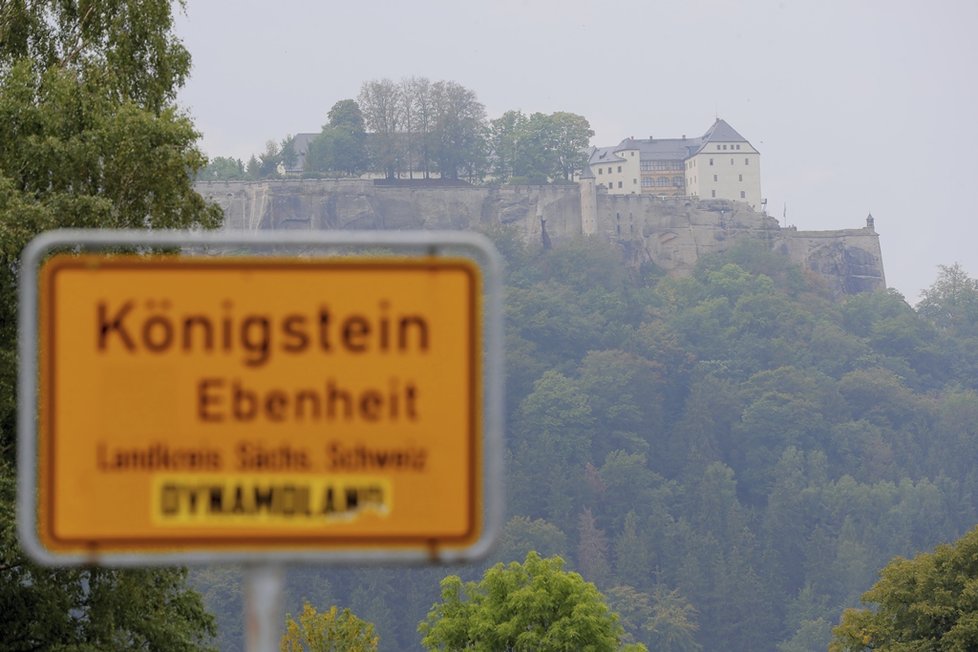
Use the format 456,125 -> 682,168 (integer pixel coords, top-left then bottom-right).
188,234 -> 978,651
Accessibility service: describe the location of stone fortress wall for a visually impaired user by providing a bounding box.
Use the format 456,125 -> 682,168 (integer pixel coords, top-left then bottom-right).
196,179 -> 885,295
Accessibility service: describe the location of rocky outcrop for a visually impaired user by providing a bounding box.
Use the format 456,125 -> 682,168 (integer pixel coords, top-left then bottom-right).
774,227 -> 886,295
196,180 -> 885,295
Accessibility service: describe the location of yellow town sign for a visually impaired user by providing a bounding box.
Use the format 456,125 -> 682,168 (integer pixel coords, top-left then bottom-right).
19,232 -> 501,564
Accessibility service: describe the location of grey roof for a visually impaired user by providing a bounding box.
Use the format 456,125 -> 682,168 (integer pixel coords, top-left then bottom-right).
292,132 -> 318,152
587,136 -> 700,165
689,119 -> 754,155
617,136 -> 701,161
700,118 -> 748,143
289,132 -> 319,172
586,119 -> 756,167
588,146 -> 626,166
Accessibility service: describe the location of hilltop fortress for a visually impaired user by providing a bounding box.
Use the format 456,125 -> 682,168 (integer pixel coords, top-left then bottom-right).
197,177 -> 885,295
198,118 -> 884,294
585,119 -> 763,210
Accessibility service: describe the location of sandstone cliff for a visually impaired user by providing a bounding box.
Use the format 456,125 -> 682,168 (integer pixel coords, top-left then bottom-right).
196,179 -> 885,295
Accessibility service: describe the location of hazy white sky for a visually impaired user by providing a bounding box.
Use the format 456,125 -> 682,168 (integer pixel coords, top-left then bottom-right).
174,0 -> 978,303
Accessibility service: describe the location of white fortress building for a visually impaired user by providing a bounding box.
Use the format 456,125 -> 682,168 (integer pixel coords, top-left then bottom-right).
585,119 -> 762,210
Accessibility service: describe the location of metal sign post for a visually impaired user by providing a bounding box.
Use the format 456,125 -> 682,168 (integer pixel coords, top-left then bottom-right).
245,563 -> 284,652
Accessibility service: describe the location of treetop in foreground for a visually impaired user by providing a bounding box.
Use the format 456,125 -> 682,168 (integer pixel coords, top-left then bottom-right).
280,602 -> 378,652
1,1 -> 221,650
418,551 -> 644,651
830,524 -> 978,651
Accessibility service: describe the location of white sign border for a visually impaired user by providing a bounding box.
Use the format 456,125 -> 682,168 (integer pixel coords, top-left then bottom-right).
18,229 -> 504,567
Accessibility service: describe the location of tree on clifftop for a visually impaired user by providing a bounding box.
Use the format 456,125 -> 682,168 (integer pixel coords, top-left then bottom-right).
358,77 -> 487,181
489,110 -> 593,183
0,1 -> 220,649
549,111 -> 594,180
306,99 -> 368,176
429,80 -> 487,181
358,78 -> 402,179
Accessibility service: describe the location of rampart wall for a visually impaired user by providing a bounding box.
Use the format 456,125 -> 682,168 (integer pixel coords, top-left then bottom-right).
196,180 -> 885,295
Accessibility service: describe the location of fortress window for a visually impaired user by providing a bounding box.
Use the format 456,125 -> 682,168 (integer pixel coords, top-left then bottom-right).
712,190 -> 716,197
713,174 -> 718,182
618,166 -> 622,173
598,168 -> 603,174
741,191 -> 746,198
739,174 -> 743,181
730,158 -> 734,165
745,158 -> 750,165
618,181 -> 623,188
709,158 -> 714,166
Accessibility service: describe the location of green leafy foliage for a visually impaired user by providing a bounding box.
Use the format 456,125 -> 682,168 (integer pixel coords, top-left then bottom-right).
418,552 -> 633,651
0,0 -> 191,113
830,525 -> 978,651
0,2 -> 221,650
510,370 -> 594,528
427,80 -> 487,181
280,603 -> 378,652
255,78 -> 592,184
355,78 -> 488,181
491,516 -> 568,564
306,99 -> 368,176
1,460 -> 216,651
488,110 -> 593,182
0,4 -> 222,452
198,156 -> 246,181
